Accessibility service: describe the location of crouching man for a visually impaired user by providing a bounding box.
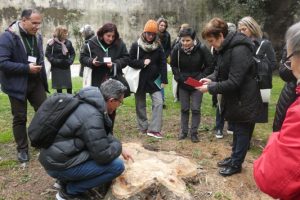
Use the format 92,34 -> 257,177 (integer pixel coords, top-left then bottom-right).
39,79 -> 133,200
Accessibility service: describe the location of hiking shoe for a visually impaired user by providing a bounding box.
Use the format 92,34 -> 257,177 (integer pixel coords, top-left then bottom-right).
227,129 -> 234,135
56,188 -> 90,200
215,130 -> 224,139
147,131 -> 163,139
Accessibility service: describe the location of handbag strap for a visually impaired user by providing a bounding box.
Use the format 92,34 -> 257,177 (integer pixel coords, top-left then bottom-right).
256,40 -> 265,55
87,43 -> 92,58
177,49 -> 180,72
137,41 -> 140,60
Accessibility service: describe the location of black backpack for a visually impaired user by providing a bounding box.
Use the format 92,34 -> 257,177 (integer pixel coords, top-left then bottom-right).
28,93 -> 81,148
254,40 -> 272,89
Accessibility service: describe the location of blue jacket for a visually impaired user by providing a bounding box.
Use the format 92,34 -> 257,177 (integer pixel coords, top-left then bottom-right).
0,21 -> 48,101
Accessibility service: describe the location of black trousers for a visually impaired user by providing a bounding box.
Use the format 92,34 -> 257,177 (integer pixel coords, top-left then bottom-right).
230,122 -> 255,166
9,78 -> 46,152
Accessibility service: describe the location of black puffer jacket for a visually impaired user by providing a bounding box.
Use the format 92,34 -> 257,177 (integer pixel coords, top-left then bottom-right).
45,39 -> 75,70
39,87 -> 122,171
273,47 -> 297,131
207,32 -> 262,122
80,36 -> 130,86
170,42 -> 214,91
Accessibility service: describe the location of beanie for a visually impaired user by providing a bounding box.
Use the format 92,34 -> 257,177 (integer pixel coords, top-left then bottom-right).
143,20 -> 158,33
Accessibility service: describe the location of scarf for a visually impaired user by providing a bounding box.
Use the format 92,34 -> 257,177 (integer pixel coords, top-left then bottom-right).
138,33 -> 160,52
180,39 -> 198,55
48,38 -> 68,55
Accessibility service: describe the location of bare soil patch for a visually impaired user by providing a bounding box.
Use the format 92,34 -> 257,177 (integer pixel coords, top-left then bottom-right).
0,110 -> 272,200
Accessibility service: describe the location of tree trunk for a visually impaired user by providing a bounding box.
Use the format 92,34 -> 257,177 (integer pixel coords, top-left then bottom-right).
103,143 -> 199,200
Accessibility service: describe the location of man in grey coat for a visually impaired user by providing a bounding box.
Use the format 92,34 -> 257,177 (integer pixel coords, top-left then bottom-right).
39,79 -> 133,200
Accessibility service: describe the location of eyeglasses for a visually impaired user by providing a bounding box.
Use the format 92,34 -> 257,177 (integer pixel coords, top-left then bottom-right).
281,52 -> 295,70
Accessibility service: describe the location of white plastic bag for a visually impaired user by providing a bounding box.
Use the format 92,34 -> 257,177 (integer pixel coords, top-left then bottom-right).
260,89 -> 271,103
82,66 -> 92,88
123,66 -> 141,93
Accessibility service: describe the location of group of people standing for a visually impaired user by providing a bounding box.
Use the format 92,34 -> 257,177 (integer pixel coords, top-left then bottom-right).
1,7 -> 300,200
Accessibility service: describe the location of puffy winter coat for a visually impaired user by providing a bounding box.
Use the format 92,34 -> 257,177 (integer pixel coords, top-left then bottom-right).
207,32 -> 262,122
39,87 -> 122,171
273,47 -> 297,131
254,86 -> 300,200
170,42 -> 214,91
0,21 -> 48,101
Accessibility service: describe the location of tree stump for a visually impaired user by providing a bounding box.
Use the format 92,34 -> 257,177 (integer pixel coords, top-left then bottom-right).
105,143 -> 198,200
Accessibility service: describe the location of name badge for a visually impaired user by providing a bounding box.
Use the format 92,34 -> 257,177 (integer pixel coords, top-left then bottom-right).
103,57 -> 111,63
28,56 -> 37,63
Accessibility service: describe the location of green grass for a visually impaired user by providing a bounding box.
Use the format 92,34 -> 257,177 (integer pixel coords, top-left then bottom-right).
0,75 -> 284,146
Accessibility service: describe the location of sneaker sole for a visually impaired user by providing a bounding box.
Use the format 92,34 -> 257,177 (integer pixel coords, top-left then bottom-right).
147,132 -> 163,139
215,135 -> 224,139
56,192 -> 66,200
227,130 -> 233,134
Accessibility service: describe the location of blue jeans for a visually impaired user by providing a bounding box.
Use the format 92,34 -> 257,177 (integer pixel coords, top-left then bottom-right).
47,158 -> 124,195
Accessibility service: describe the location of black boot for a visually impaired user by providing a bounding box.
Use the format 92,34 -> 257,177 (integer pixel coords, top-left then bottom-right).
217,157 -> 232,167
191,133 -> 199,143
178,132 -> 187,140
219,165 -> 242,176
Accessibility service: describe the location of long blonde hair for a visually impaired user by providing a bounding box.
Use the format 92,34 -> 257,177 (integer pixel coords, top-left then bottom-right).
238,16 -> 263,39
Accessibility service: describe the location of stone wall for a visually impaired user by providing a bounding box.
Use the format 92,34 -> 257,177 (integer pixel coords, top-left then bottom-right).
0,0 -> 215,49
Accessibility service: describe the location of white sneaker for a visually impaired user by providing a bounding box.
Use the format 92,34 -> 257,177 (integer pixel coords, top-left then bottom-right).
227,130 -> 233,135
215,130 -> 224,139
56,192 -> 66,200
147,131 -> 163,139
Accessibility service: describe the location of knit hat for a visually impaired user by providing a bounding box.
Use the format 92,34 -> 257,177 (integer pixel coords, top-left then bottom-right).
143,20 -> 158,33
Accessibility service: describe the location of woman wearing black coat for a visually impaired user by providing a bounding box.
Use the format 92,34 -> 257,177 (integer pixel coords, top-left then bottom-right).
128,20 -> 168,139
80,23 -> 130,88
238,16 -> 277,123
199,18 -> 262,176
45,26 -> 75,94
171,28 -> 214,143
80,23 -> 130,130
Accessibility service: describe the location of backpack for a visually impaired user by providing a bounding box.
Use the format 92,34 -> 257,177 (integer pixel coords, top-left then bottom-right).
28,93 -> 81,148
254,40 -> 272,89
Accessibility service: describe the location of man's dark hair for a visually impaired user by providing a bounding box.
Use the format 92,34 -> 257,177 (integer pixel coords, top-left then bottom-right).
20,9 -> 40,19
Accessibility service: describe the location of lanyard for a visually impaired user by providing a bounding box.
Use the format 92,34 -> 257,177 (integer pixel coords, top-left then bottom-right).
24,36 -> 35,56
97,37 -> 109,56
